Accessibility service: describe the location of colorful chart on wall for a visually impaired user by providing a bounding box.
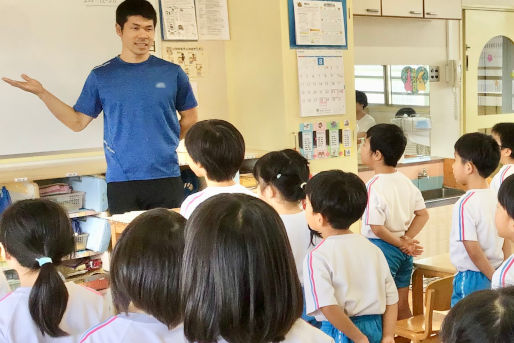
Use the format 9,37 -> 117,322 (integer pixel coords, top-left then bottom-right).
288,0 -> 347,49
298,120 -> 348,160
401,66 -> 429,94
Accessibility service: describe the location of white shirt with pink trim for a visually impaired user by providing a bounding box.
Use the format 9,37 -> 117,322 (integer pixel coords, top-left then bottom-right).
361,172 -> 426,239
79,313 -> 186,343
179,184 -> 257,219
303,234 -> 398,322
0,282 -> 111,343
492,254 -> 514,289
490,164 -> 514,195
450,189 -> 504,272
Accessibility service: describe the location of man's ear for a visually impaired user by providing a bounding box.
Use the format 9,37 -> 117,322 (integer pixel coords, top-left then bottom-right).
115,23 -> 123,37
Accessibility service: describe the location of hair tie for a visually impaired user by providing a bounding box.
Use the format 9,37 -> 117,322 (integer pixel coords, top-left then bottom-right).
35,257 -> 53,267
276,173 -> 282,179
300,182 -> 307,190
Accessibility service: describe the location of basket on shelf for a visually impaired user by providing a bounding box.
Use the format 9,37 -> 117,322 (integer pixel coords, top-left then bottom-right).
74,233 -> 89,251
43,191 -> 85,212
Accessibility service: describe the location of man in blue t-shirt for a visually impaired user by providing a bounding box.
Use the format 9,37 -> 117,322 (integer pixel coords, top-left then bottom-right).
2,1 -> 198,214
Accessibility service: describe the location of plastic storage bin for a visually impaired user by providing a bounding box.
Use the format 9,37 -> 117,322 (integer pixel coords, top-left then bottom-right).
80,217 -> 111,253
70,176 -> 108,212
43,191 -> 85,212
74,233 -> 89,251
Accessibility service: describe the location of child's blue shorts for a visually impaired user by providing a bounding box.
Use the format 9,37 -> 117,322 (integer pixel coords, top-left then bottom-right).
369,238 -> 413,288
451,270 -> 491,307
301,287 -> 322,328
321,314 -> 382,343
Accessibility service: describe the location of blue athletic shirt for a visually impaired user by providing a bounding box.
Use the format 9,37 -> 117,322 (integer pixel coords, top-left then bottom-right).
73,55 -> 197,182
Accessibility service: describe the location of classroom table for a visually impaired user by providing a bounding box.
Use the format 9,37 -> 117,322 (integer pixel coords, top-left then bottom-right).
412,253 -> 456,315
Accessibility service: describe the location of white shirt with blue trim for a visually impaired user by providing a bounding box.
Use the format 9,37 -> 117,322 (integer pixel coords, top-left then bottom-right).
0,282 -> 111,343
490,164 -> 514,195
450,189 -> 504,272
0,273 -> 9,297
303,234 -> 398,322
492,254 -> 514,289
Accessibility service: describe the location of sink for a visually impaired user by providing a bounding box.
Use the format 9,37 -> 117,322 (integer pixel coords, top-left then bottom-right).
421,187 -> 465,206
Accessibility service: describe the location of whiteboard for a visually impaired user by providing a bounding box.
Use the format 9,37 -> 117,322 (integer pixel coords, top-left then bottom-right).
0,0 -> 160,156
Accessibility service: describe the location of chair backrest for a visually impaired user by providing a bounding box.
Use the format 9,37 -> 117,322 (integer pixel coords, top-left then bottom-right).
426,275 -> 454,311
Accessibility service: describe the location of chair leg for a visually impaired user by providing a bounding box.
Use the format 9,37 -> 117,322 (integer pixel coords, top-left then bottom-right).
395,337 -> 411,343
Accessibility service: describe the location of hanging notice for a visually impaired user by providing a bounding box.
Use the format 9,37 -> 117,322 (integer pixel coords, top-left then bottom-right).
195,0 -> 230,40
299,120 -> 346,160
162,45 -> 206,79
159,0 -> 198,40
293,0 -> 346,46
297,50 -> 345,117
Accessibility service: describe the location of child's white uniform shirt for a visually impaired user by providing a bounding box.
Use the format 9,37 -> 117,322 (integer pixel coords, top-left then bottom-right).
492,254 -> 514,289
450,189 -> 504,272
303,234 -> 398,321
280,212 -> 316,284
180,184 -> 256,219
0,273 -> 9,297
79,313 -> 187,343
216,319 -> 334,343
490,164 -> 514,195
361,172 -> 426,239
0,282 -> 111,343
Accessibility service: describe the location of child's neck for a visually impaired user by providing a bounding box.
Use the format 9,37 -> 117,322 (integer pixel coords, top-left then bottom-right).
205,179 -> 236,188
271,200 -> 302,215
357,110 -> 366,120
373,164 -> 396,175
464,175 -> 489,190
501,158 -> 514,166
321,225 -> 352,239
15,266 -> 39,288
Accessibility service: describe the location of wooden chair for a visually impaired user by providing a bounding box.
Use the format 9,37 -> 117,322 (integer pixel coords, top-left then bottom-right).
395,275 -> 454,343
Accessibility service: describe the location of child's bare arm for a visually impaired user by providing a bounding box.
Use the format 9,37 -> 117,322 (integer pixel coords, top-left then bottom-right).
370,225 -> 403,247
463,241 -> 495,280
404,208 -> 429,239
503,239 -> 512,260
381,303 -> 398,343
320,305 -> 369,343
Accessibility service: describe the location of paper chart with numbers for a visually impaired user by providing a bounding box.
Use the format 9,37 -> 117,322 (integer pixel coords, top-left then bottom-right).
297,50 -> 345,117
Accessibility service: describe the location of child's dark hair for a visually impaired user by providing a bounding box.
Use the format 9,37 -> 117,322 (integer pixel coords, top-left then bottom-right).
0,199 -> 75,337
441,287 -> 514,343
185,119 -> 245,182
110,208 -> 185,328
492,122 -> 514,158
181,194 -> 302,343
356,90 -> 368,108
454,132 -> 500,178
116,0 -> 157,29
253,149 -> 310,202
305,170 -> 367,230
498,174 -> 514,219
366,123 -> 407,167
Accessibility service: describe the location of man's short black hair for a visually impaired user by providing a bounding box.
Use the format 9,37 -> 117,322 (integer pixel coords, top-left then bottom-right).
454,132 -> 500,178
492,122 -> 514,158
116,0 -> 157,29
110,208 -> 186,328
498,174 -> 514,220
185,119 -> 245,182
356,90 -> 368,108
305,170 -> 367,230
366,123 -> 407,167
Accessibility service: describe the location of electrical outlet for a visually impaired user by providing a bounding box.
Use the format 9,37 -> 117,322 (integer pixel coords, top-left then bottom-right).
429,66 -> 440,82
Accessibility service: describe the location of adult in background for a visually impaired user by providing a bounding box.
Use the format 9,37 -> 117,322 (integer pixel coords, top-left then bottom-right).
2,0 -> 198,214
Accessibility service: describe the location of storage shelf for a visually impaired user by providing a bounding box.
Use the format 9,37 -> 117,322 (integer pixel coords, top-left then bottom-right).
69,209 -> 99,218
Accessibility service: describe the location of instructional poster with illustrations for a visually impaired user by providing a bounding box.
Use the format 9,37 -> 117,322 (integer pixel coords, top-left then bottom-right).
162,45 -> 206,79
297,49 -> 345,117
299,120 -> 348,160
159,0 -> 198,40
293,0 -> 346,46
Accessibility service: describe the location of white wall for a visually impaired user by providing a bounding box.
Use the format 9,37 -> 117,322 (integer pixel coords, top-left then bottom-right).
354,16 -> 461,158
463,0 -> 514,8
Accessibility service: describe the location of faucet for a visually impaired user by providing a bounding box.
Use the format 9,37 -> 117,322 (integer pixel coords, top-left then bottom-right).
418,168 -> 429,179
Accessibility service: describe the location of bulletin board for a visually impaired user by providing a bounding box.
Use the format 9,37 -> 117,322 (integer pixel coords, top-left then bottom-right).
288,0 -> 348,49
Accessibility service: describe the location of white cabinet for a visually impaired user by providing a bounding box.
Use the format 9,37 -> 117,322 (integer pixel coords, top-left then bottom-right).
424,0 -> 462,20
382,0 -> 423,18
354,0 -> 381,16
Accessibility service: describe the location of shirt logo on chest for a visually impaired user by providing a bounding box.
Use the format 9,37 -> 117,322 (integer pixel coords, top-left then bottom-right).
155,82 -> 166,89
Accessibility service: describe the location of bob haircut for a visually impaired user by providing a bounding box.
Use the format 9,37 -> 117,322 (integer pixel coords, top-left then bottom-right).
110,208 -> 186,329
181,193 -> 303,343
498,174 -> 514,219
440,286 -> 514,343
366,123 -> 407,167
0,199 -> 75,337
454,132 -> 500,178
116,0 -> 157,29
253,149 -> 310,202
185,119 -> 245,182
305,170 -> 368,230
492,122 -> 514,158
